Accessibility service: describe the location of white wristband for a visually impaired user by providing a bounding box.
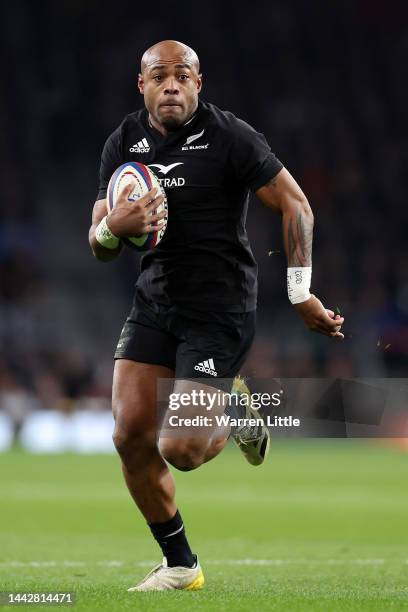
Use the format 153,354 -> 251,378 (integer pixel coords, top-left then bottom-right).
95,216 -> 120,250
287,267 -> 312,304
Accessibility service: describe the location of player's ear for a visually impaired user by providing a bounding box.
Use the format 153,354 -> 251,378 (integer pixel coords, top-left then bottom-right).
196,74 -> 203,93
138,73 -> 144,94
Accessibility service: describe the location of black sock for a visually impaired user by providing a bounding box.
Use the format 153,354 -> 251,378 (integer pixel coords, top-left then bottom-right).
148,510 -> 195,568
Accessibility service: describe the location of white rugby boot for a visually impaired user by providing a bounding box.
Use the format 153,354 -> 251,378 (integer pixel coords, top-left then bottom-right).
128,556 -> 204,592
230,376 -> 271,466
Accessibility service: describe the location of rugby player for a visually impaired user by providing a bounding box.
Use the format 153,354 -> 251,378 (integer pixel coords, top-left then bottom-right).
88,40 -> 344,592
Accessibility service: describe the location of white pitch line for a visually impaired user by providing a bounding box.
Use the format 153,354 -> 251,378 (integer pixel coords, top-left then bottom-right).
209,559 -> 386,566
0,559 -> 396,568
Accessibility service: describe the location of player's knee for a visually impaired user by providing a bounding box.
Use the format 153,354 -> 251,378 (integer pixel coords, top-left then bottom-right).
160,439 -> 206,472
112,421 -> 155,465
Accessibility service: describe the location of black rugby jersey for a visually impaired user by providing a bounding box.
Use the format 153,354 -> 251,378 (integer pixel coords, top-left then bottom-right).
97,100 -> 283,312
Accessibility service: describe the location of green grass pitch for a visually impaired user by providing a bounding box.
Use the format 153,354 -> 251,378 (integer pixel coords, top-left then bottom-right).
1,440 -> 408,611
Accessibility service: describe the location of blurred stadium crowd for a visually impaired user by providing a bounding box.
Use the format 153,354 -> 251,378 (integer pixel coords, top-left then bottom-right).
0,0 -> 407,438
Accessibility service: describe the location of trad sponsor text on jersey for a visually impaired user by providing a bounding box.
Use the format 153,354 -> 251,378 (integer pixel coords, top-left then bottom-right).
148,163 -> 186,189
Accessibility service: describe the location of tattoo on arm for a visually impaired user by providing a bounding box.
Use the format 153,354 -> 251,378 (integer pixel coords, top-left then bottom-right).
286,209 -> 313,266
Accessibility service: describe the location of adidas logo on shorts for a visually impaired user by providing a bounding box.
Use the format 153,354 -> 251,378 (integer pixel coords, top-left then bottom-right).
129,138 -> 150,153
194,358 -> 218,377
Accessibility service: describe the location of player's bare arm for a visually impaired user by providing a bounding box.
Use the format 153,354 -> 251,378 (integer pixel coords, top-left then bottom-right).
89,199 -> 122,262
256,168 -> 344,339
88,184 -> 166,262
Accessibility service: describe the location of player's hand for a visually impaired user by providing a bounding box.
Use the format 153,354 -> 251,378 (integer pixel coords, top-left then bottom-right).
106,182 -> 166,237
294,294 -> 344,339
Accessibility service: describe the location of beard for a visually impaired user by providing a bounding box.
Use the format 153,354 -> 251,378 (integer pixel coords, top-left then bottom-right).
159,114 -> 185,132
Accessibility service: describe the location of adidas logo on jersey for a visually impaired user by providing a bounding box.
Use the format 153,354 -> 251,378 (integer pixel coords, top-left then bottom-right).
194,358 -> 218,377
129,138 -> 150,153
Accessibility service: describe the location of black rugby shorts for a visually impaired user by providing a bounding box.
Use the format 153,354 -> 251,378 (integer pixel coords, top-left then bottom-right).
114,288 -> 256,385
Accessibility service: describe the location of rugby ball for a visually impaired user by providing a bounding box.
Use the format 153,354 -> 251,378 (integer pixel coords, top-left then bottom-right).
106,162 -> 168,251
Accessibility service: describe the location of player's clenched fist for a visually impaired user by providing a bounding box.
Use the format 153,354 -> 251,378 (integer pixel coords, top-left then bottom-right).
106,182 -> 166,237
294,294 -> 344,339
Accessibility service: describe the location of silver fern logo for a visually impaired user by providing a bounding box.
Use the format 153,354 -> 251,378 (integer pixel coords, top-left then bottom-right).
182,129 -> 209,151
183,129 -> 205,146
